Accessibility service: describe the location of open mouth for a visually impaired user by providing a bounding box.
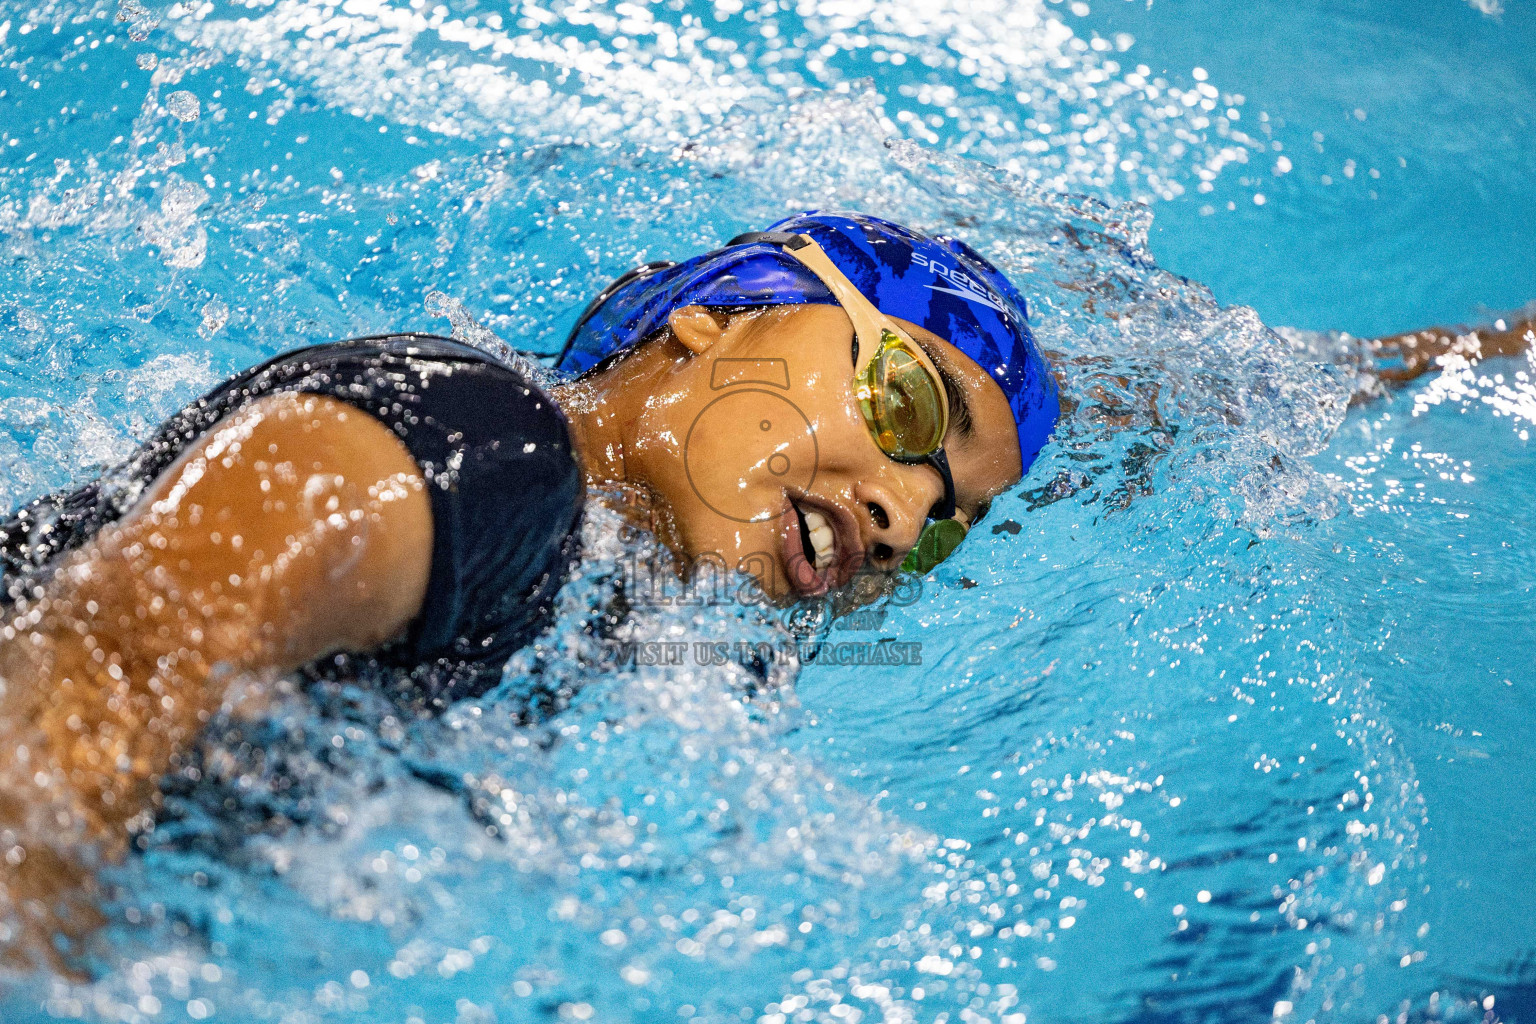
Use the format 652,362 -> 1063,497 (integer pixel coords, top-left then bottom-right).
793,500 -> 837,573
781,493 -> 861,598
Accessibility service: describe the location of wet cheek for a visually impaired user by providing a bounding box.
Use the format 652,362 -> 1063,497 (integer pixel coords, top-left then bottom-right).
808,406 -> 884,477
678,518 -> 782,584
679,390 -> 816,523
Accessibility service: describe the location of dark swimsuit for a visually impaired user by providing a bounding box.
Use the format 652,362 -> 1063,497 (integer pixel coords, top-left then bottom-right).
0,334 -> 585,709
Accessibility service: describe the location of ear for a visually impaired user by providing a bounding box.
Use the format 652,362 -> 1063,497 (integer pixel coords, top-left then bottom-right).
667,305 -> 726,356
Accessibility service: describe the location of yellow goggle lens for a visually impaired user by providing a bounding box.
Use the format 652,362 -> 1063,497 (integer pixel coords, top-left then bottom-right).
856,329 -> 947,460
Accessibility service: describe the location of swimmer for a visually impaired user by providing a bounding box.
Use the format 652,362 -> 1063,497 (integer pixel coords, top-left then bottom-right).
0,211 -> 1529,967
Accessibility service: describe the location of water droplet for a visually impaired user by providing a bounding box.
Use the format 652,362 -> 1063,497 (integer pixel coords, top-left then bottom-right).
199,299 -> 229,338
116,0 -> 156,40
135,53 -> 157,70
161,179 -> 207,218
424,290 -> 516,364
166,90 -> 200,122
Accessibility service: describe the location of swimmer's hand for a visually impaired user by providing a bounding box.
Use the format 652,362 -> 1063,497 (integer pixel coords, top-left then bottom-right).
1369,310 -> 1536,385
0,392 -> 431,972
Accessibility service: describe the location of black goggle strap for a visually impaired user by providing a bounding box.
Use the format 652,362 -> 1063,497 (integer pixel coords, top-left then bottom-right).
726,230 -> 804,248
923,447 -> 958,522
900,449 -> 968,574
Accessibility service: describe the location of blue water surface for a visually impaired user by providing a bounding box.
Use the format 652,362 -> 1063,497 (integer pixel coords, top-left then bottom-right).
0,0 -> 1531,1022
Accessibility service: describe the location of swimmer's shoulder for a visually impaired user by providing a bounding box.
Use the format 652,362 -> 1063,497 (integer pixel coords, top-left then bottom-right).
163,332 -> 578,480
5,334 -> 585,706
252,335 -> 586,703
190,334 -> 587,705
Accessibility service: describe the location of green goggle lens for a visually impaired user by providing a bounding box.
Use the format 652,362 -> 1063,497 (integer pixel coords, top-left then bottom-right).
900,516 -> 968,574
856,329 -> 947,460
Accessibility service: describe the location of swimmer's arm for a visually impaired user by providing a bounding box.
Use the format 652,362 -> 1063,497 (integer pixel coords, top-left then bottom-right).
0,393 -> 431,962
1045,309 -> 1536,418
1368,311 -> 1535,385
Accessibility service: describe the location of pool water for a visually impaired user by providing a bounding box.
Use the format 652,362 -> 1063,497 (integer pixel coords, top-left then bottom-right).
1,0 -> 1533,1021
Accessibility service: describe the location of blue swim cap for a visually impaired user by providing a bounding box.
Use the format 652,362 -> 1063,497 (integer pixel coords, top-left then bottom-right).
556,211 -> 1058,473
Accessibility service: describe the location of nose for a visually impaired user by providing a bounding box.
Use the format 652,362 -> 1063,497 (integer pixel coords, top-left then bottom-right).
856,466 -> 945,569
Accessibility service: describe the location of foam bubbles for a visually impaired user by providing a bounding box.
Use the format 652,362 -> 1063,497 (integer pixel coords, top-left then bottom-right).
140,176 -> 209,268
171,0 -> 1263,201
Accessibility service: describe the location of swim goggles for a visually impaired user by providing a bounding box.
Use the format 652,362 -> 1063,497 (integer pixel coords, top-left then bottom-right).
728,231 -> 969,574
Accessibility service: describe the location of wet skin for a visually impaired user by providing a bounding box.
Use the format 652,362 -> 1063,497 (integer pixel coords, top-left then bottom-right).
0,302 -> 1023,967
552,303 -> 1025,599
4,296 -> 1522,968
0,393 -> 431,969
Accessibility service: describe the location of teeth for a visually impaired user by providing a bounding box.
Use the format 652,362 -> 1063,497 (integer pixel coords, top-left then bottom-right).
803,509 -> 836,571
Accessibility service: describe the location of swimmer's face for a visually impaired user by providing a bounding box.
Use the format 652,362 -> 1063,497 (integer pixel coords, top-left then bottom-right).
582,303 -> 1023,600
